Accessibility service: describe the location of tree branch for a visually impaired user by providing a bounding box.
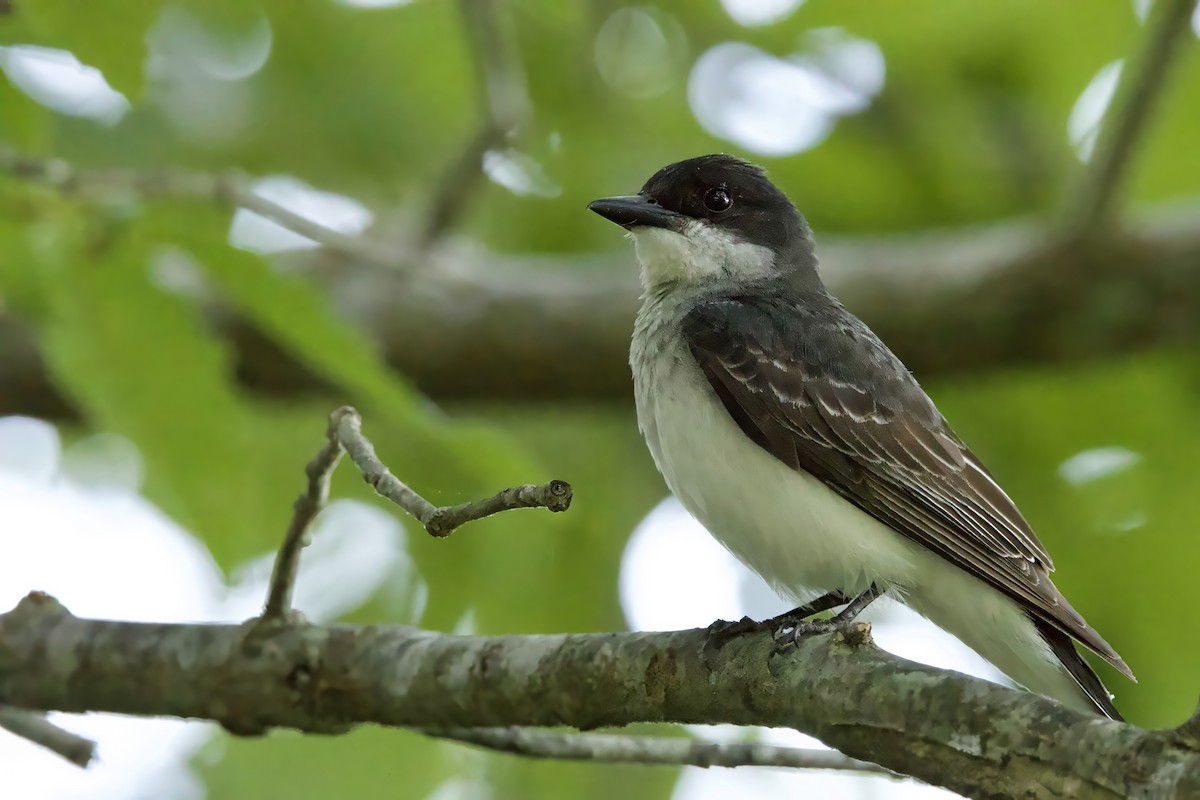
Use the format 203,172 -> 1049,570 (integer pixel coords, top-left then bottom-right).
424,726 -> 893,774
418,0 -> 529,246
1060,0 -> 1198,240
262,411 -> 347,621
0,144 -> 396,267
0,410 -> 1195,796
7,148 -> 1200,409
262,406 -> 570,621
427,724 -> 897,777
3,593 -> 1198,798
331,406 -> 571,536
0,706 -> 96,768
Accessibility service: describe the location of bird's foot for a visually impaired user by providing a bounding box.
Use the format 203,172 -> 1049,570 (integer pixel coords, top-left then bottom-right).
772,619 -> 843,650
771,584 -> 882,653
706,616 -> 769,647
705,590 -> 852,648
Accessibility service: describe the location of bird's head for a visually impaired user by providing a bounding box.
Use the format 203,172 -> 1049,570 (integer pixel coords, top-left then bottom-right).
588,154 -> 816,291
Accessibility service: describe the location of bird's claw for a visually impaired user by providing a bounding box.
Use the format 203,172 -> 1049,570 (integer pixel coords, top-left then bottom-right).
706,616 -> 766,647
771,619 -> 840,651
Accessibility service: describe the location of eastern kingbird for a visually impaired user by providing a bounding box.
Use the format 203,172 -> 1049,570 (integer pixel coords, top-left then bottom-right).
589,154 -> 1134,719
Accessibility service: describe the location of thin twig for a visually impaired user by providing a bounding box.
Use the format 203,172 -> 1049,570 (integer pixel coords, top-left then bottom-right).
222,176 -> 397,265
262,411 -> 347,620
0,144 -> 396,267
423,726 -> 894,775
1060,0 -> 1198,240
0,707 -> 96,768
332,406 -> 571,536
261,406 -> 570,618
418,0 -> 529,246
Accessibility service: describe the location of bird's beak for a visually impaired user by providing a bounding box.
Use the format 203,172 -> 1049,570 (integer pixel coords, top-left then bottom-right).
588,195 -> 680,230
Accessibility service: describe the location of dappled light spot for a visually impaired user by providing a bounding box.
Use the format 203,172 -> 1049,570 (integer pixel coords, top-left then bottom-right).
1068,60 -> 1123,162
619,498 -> 745,631
425,775 -> 491,800
228,175 -> 374,254
482,148 -> 562,198
223,500 -> 416,624
623,497 -> 1007,799
145,6 -> 273,142
0,45 -> 129,126
147,6 -> 273,83
687,30 -> 884,157
1112,512 -> 1147,533
620,497 -> 1003,679
338,0 -> 416,7
0,416 -> 417,798
673,758 -> 962,800
149,247 -> 214,300
0,416 -> 60,483
0,418 -> 226,800
1058,446 -> 1142,485
594,7 -> 688,99
61,433 -> 145,494
720,0 -> 807,28
1058,446 -> 1147,537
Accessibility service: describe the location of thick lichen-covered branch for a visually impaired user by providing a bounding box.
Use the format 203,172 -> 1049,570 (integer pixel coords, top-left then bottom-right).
1,592 -> 1198,799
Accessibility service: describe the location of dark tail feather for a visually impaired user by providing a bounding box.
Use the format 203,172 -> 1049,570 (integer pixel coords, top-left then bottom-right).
1031,616 -> 1123,721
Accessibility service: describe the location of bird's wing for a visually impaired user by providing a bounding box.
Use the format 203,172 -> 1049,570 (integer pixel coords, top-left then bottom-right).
681,295 -> 1132,679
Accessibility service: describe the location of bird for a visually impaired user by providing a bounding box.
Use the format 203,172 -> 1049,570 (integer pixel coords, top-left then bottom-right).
587,154 -> 1134,719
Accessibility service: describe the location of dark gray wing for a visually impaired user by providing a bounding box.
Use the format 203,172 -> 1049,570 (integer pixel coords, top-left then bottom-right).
682,295 -> 1132,680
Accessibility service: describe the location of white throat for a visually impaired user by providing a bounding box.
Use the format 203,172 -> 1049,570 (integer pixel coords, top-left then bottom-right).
630,220 -> 775,291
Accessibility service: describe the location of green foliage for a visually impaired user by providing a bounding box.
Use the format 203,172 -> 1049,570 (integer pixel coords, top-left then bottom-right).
2,0 -> 1200,796
31,212 -> 273,566
932,351 -> 1200,729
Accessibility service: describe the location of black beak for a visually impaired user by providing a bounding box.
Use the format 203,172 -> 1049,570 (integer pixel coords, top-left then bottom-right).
587,195 -> 680,230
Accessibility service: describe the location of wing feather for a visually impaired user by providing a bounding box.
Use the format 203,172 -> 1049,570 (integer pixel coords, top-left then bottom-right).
682,296 -> 1132,679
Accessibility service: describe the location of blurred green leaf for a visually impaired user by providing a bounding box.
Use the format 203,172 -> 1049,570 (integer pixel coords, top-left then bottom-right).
155,204 -> 422,416
25,212 -> 278,565
2,1 -> 1200,797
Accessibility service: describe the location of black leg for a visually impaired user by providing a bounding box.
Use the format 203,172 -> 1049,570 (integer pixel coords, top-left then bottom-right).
774,584 -> 882,649
772,590 -> 852,624
706,590 -> 852,644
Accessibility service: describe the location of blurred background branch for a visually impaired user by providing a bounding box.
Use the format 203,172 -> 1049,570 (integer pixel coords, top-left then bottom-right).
1059,0 -> 1198,241
423,727 -> 892,775
5,144 -> 1200,413
2,1 -> 1200,798
418,0 -> 529,247
0,707 -> 95,768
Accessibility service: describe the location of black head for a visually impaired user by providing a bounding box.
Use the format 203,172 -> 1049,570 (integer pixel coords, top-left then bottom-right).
588,154 -> 810,257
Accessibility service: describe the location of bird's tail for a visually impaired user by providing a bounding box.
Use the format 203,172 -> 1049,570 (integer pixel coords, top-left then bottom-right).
902,567 -> 1123,719
1029,616 -> 1122,720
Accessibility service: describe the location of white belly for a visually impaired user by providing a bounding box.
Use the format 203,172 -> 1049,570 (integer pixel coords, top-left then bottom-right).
630,314 -> 1092,713
635,341 -> 920,600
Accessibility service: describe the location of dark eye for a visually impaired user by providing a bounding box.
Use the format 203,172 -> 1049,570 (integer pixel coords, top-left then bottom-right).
703,186 -> 733,213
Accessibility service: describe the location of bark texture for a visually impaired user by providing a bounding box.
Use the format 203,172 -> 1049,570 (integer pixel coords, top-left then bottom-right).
1,592 -> 1197,799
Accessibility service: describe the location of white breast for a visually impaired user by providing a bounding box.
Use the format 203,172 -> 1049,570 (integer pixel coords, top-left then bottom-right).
629,297 -> 1092,713
631,300 -> 921,601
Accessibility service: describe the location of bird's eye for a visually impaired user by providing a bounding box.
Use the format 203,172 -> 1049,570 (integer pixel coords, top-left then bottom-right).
703,186 -> 733,213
